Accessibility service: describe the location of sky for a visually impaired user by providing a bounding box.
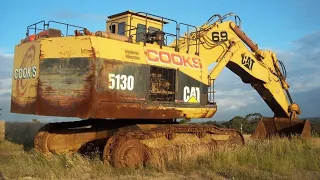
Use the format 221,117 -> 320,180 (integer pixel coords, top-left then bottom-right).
0,0 -> 320,122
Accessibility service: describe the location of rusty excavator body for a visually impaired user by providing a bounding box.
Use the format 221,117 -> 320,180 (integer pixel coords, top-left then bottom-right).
11,10 -> 311,168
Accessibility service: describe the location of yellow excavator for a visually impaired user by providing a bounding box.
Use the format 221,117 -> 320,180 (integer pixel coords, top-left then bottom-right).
11,10 -> 311,168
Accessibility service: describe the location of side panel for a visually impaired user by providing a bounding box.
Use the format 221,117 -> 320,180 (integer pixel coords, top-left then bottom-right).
177,71 -> 208,105
97,58 -> 148,102
11,36 -> 216,119
11,41 -> 40,114
35,36 -> 95,118
93,57 -> 213,119
37,57 -> 94,118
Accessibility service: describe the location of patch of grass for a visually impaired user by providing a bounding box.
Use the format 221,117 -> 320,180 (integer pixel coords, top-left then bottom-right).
1,137 -> 320,180
0,140 -> 24,156
1,121 -> 320,179
161,137 -> 320,180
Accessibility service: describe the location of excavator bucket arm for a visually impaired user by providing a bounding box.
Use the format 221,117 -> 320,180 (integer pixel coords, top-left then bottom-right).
173,14 -> 312,139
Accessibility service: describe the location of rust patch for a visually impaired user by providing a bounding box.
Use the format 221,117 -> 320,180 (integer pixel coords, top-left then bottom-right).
45,85 -> 54,92
11,97 -> 37,114
36,57 -> 94,118
13,55 -> 215,120
206,107 -> 217,117
200,106 -> 217,118
91,47 -> 96,59
95,102 -> 183,119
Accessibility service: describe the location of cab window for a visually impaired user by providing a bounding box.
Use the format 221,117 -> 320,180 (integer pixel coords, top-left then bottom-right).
148,26 -> 160,34
109,24 -> 116,33
118,22 -> 125,35
136,24 -> 146,42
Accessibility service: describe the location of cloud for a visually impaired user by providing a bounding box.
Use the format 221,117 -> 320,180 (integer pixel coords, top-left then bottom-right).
287,72 -> 320,93
276,30 -> 320,92
215,88 -> 255,96
0,50 -> 14,79
291,88 -> 320,118
211,68 -> 262,120
213,88 -> 257,111
0,78 -> 12,97
216,96 -> 257,111
0,49 -> 13,101
291,30 -> 320,66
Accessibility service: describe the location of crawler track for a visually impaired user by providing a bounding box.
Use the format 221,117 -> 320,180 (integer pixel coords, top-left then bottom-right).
34,120 -> 244,168
103,124 -> 244,168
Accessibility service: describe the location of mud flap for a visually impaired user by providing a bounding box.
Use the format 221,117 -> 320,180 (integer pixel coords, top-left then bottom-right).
250,117 -> 312,139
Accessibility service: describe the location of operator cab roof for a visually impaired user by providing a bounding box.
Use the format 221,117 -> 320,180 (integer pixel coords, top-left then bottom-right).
107,10 -> 169,24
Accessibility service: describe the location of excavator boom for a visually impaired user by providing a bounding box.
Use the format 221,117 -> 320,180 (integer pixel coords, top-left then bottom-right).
173,14 -> 311,138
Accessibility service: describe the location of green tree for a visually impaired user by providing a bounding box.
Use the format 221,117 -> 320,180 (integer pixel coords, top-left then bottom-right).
229,116 -> 249,133
179,118 -> 191,124
245,113 -> 262,133
32,119 -> 40,123
221,121 -> 231,128
203,120 -> 221,127
227,113 -> 262,134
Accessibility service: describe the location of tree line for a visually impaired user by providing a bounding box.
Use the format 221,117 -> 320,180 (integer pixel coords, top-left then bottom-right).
182,113 -> 320,135
200,113 -> 262,134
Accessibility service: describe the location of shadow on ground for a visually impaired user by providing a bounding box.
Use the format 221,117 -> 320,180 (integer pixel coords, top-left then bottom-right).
4,122 -> 45,150
0,172 -> 6,180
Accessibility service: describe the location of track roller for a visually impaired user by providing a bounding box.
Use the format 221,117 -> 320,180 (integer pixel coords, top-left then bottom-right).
103,124 -> 245,168
107,138 -> 148,168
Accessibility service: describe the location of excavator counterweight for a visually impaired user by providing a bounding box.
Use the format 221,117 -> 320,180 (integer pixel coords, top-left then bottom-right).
11,10 -> 311,168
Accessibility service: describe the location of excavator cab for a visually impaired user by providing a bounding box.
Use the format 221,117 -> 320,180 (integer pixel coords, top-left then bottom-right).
106,10 -> 168,45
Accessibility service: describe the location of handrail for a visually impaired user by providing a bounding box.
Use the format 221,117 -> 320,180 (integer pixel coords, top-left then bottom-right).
205,14 -> 222,26
47,20 -> 86,36
26,20 -> 45,36
129,12 -> 179,51
23,12 -> 241,56
179,23 -> 199,55
219,13 -> 241,27
26,20 -> 85,37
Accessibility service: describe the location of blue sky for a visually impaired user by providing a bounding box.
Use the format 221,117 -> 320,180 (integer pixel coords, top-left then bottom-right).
1,0 -> 319,52
0,0 -> 320,122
